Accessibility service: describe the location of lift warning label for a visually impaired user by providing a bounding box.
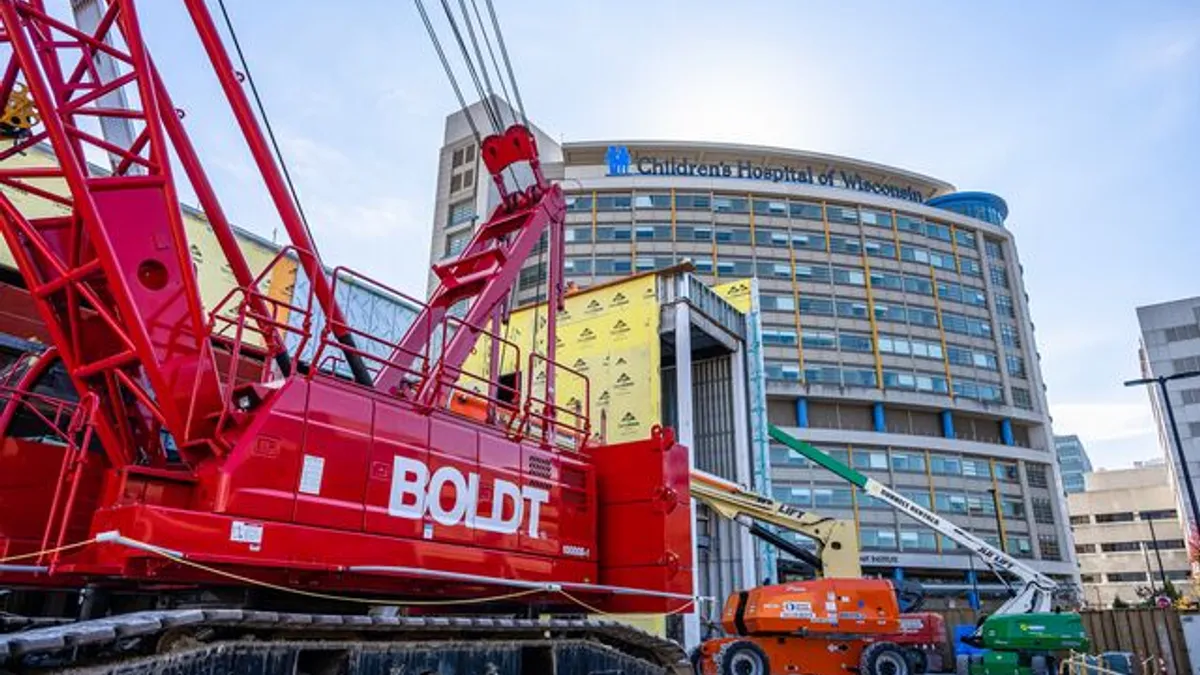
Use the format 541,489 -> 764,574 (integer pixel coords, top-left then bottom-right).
781,601 -> 813,619
230,520 -> 264,546
299,455 -> 325,495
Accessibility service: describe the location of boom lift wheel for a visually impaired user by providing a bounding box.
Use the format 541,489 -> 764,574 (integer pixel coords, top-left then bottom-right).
860,642 -> 910,675
717,640 -> 769,675
903,647 -> 928,675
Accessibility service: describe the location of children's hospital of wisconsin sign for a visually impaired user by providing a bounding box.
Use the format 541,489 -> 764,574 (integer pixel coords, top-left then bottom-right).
603,145 -> 931,204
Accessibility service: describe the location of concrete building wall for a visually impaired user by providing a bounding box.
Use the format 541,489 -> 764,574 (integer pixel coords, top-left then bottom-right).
1137,297 -> 1200,532
1069,464 -> 1191,608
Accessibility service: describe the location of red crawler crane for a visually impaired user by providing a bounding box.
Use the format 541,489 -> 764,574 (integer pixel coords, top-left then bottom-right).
0,1 -> 692,665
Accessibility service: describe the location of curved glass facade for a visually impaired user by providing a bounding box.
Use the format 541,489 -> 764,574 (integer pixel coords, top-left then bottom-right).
554,188 -> 1033,411
926,191 -> 1010,227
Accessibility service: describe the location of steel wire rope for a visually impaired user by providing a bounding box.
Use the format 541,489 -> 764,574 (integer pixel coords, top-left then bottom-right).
437,0 -> 500,133
482,0 -> 526,126
213,0 -> 316,236
467,0 -> 514,127
414,0 -> 482,144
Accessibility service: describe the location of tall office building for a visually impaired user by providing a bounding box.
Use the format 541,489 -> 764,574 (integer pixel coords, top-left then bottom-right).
1136,297 -> 1200,531
429,97 -> 1078,599
1054,435 -> 1093,494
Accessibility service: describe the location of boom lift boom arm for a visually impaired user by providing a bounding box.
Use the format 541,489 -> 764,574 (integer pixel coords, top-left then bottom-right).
767,424 -> 1059,618
690,468 -> 861,578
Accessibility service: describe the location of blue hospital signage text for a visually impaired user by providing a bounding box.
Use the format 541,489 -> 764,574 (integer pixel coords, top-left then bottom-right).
605,145 -> 928,204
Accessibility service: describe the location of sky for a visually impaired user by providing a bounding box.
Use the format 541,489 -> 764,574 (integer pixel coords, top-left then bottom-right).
123,1 -> 1200,469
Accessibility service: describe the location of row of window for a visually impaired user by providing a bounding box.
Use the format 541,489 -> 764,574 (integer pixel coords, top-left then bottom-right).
763,359 -> 1004,401
761,328 -> 999,369
566,193 -> 981,247
1081,570 -> 1191,584
1070,509 -> 1177,525
771,445 -> 1023,482
1075,539 -> 1187,554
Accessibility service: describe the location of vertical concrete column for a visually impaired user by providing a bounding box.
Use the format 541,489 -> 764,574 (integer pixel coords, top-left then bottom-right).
873,402 -> 886,432
940,410 -> 955,439
795,397 -> 809,428
730,343 -> 759,591
675,302 -> 701,650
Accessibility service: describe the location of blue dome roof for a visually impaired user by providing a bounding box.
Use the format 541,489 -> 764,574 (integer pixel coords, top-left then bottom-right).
926,191 -> 1009,225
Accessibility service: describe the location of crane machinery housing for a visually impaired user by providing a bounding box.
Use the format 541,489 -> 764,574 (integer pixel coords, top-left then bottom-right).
0,1 -> 694,672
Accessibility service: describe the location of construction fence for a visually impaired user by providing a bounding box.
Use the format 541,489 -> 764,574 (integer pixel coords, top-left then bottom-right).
933,609 -> 1192,675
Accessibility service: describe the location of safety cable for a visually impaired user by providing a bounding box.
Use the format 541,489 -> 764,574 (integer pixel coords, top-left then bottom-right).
456,0 -> 500,126
0,536 -> 696,615
213,0 -> 316,237
438,0 -> 499,133
414,0 -> 481,144
482,0 -> 526,127
467,0 -> 514,128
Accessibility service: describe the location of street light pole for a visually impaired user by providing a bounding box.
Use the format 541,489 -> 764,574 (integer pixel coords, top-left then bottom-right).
1125,371 -> 1200,528
1146,515 -> 1169,591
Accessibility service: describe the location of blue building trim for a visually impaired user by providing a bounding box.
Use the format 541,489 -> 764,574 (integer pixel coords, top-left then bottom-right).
796,397 -> 809,428
940,410 -> 955,439
1000,418 -> 1014,446
872,402 -> 886,432
926,191 -> 1009,226
966,569 -> 980,610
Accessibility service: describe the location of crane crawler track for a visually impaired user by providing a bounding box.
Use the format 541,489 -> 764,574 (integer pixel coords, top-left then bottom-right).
0,609 -> 686,674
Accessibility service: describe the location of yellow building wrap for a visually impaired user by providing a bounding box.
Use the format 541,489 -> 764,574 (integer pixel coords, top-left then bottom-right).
713,278 -> 753,313
0,147 -> 298,333
460,273 -> 662,445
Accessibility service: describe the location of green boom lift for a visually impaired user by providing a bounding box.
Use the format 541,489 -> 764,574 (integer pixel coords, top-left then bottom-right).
768,424 -> 1087,675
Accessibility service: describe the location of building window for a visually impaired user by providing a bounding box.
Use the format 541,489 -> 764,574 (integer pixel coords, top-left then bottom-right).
994,462 -> 1019,482
1026,464 -> 1048,488
861,527 -> 898,550
444,229 -> 472,257
675,193 -> 711,210
1181,389 -> 1200,405
1107,572 -> 1147,583
985,239 -> 1005,260
955,229 -> 977,248
634,193 -> 672,209
790,201 -> 822,220
989,265 -> 1009,288
1145,539 -> 1186,550
595,193 -> 632,211
1165,324 -> 1200,342
1094,512 -> 1135,524
1100,541 -> 1141,553
839,333 -> 873,353
1032,498 -> 1055,524
1039,535 -> 1062,561
447,199 -> 475,227
891,452 -> 926,473
1012,387 -> 1033,409
1002,498 -> 1026,519
1006,354 -> 1027,378
813,487 -> 854,508
1188,422 -> 1200,437
930,454 -> 961,475
1172,356 -> 1200,373
761,294 -> 796,312
1070,514 -> 1089,525
1008,535 -> 1033,558
770,444 -> 809,467
961,458 -> 991,478
1080,573 -> 1099,583
1075,543 -> 1096,554
853,451 -> 889,471
899,529 -> 937,551
1140,509 -> 1177,520
1000,323 -> 1021,349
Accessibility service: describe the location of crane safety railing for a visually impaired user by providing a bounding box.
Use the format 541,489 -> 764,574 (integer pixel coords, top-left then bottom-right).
0,383 -> 98,570
207,257 -> 593,450
521,352 -> 591,452
204,247 -> 317,442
